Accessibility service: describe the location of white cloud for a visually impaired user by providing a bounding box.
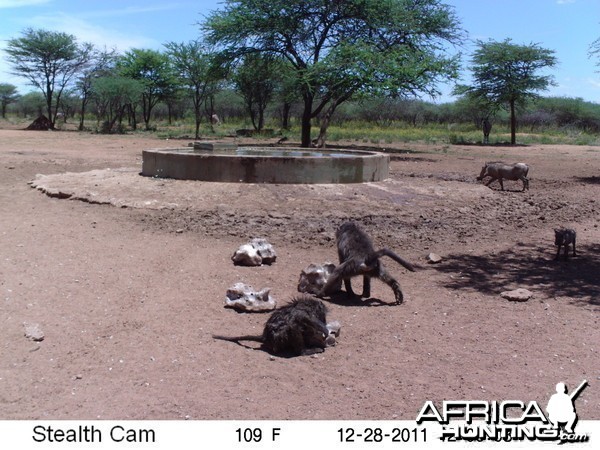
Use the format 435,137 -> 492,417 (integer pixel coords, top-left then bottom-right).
1,3 -> 188,93
21,12 -> 159,51
556,0 -> 576,4
587,78 -> 600,89
0,0 -> 51,8
78,4 -> 185,20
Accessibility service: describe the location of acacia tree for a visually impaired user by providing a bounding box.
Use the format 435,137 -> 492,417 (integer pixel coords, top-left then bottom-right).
75,47 -> 118,130
312,40 -> 461,146
203,0 -> 463,147
17,92 -> 45,117
164,41 -> 222,138
275,64 -> 298,130
0,83 -> 20,118
233,54 -> 282,132
117,49 -> 176,130
91,76 -> 143,133
4,28 -> 93,128
455,39 -> 557,145
453,94 -> 496,129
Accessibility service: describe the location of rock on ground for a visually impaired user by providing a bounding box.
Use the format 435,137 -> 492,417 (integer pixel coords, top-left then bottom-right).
224,282 -> 277,312
231,238 -> 277,266
23,322 -> 44,341
500,288 -> 533,302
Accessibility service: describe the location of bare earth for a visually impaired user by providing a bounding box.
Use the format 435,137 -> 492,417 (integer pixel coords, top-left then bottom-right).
0,126 -> 598,420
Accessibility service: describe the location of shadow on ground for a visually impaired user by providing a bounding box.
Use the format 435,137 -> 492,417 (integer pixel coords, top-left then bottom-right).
320,291 -> 393,307
431,242 -> 600,309
574,176 -> 600,185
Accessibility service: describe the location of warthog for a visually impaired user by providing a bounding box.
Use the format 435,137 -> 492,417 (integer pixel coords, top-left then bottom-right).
554,228 -> 576,260
477,162 -> 529,191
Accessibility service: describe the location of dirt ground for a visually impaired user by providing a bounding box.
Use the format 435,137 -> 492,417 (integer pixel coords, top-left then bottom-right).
0,125 -> 598,421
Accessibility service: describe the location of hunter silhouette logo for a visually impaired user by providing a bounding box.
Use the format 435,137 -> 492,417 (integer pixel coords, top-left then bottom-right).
416,380 -> 590,443
546,380 -> 587,435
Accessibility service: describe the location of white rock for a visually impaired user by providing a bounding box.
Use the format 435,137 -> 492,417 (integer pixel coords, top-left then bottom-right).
297,262 -> 340,295
24,322 -> 44,341
249,238 -> 277,264
224,282 -> 277,312
231,238 -> 277,266
427,253 -> 443,264
232,243 -> 260,266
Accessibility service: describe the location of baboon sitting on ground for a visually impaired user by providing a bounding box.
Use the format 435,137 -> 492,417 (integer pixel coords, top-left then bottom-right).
213,295 -> 332,357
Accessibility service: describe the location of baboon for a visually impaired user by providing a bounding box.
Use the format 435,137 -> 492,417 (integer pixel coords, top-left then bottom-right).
320,222 -> 415,304
554,228 -> 576,260
213,295 -> 331,356
482,118 -> 492,144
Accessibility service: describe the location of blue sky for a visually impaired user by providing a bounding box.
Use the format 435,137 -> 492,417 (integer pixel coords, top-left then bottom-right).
1,0 -> 599,103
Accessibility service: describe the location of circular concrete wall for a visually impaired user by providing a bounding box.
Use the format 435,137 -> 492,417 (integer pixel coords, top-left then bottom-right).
141,145 -> 389,184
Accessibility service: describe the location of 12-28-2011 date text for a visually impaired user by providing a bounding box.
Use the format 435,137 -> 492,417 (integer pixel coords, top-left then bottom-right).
338,427 -> 426,443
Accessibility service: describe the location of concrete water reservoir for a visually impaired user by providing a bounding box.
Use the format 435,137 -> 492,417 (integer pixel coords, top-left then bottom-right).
141,143 -> 389,184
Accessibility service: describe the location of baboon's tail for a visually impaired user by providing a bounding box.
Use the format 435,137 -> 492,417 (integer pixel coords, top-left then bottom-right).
368,249 -> 415,272
212,334 -> 264,344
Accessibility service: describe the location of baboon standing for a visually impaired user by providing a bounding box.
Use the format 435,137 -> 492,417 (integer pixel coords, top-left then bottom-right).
320,222 -> 415,304
482,118 -> 492,144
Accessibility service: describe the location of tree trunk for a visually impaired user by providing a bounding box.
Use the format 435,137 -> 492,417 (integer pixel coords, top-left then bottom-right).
45,83 -> 54,129
314,124 -> 328,148
167,102 -> 173,125
193,87 -> 203,140
281,102 -> 291,130
128,104 -> 138,130
300,95 -> 313,148
78,99 -> 86,131
250,107 -> 258,131
195,115 -> 201,140
205,95 -> 216,133
142,94 -> 152,130
258,108 -> 264,132
314,101 -> 340,148
510,99 -> 516,145
52,90 -> 64,128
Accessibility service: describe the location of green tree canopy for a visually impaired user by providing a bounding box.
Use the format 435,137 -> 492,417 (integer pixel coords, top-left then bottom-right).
203,0 -> 463,147
117,49 -> 177,130
18,91 -> 46,117
164,41 -> 223,138
4,28 -> 93,127
75,47 -> 118,130
454,39 -> 557,145
91,76 -> 143,133
233,54 -> 283,132
0,83 -> 20,118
